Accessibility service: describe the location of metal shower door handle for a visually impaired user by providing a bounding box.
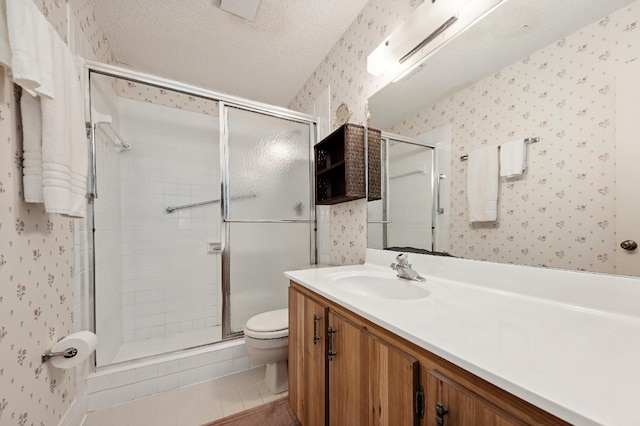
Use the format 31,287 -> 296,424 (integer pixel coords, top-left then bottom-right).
436,174 -> 446,214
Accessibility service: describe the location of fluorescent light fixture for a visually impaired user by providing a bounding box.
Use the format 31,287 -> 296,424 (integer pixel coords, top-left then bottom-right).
367,0 -> 505,80
220,0 -> 260,22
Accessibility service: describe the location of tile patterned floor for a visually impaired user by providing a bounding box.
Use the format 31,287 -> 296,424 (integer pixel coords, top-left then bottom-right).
82,366 -> 288,426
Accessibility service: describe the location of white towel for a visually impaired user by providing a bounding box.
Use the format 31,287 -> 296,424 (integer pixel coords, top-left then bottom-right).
40,34 -> 87,218
499,139 -> 526,177
0,0 -> 12,69
21,92 -> 44,202
467,146 -> 499,223
6,0 -> 41,95
5,0 -> 55,98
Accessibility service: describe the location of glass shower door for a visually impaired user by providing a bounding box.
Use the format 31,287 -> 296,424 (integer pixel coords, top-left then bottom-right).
223,106 -> 314,335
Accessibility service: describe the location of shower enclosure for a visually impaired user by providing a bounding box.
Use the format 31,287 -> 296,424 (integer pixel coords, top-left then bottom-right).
87,63 -> 316,367
368,133 -> 435,251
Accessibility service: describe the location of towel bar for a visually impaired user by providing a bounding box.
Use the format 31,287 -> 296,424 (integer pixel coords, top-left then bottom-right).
460,137 -> 540,161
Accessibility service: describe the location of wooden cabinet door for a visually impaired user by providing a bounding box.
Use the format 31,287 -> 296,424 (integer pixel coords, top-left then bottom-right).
328,311 -> 419,426
289,287 -> 328,426
426,370 -> 525,426
367,333 -> 420,426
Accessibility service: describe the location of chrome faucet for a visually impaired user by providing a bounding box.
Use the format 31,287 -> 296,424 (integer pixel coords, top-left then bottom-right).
390,253 -> 425,281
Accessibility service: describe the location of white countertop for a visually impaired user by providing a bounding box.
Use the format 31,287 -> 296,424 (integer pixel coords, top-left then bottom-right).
285,249 -> 640,426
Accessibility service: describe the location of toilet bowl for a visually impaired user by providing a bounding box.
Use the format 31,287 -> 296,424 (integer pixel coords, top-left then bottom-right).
243,308 -> 289,394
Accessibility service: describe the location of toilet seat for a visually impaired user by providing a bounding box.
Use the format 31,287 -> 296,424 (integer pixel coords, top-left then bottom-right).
244,308 -> 288,340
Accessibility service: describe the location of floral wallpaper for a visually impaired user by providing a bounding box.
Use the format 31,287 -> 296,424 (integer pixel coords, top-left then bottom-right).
289,0 -> 422,266
291,0 -> 640,272
330,199 -> 367,265
388,3 -> 640,274
0,81 -> 75,424
116,80 -> 219,116
69,0 -> 118,65
34,0 -> 68,43
0,0 -> 117,425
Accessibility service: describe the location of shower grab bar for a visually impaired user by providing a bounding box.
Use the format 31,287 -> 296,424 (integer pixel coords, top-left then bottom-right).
165,199 -> 218,213
367,221 -> 392,224
166,192 -> 260,214
223,219 -> 315,224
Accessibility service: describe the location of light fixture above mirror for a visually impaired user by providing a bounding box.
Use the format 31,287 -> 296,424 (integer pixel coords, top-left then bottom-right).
366,0 -> 505,80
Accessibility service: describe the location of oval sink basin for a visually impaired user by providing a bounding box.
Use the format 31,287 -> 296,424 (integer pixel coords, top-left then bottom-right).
328,271 -> 429,300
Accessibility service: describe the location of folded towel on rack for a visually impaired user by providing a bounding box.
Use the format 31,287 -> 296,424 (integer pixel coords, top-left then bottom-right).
499,139 -> 526,177
21,92 -> 44,203
40,34 -> 87,218
5,0 -> 55,97
467,146 -> 499,223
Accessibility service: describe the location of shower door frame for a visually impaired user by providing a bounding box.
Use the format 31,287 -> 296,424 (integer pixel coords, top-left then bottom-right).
374,132 -> 437,251
84,61 -> 318,365
219,103 -> 318,338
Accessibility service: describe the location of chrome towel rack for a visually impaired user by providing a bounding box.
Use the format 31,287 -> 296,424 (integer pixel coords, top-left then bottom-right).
460,136 -> 540,161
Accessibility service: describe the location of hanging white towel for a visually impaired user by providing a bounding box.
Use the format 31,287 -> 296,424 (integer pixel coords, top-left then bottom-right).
0,0 -> 12,69
40,34 -> 87,218
21,92 -> 44,202
499,139 -> 527,177
5,0 -> 41,95
467,146 -> 499,223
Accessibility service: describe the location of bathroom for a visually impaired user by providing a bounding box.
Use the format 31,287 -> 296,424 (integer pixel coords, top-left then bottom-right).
1,0 -> 639,425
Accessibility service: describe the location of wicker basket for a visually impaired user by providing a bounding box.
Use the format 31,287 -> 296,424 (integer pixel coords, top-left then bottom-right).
314,123 -> 366,205
367,128 -> 382,201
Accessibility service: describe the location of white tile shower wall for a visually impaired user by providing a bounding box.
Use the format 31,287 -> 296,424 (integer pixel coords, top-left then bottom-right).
117,97 -> 221,343
86,340 -> 254,411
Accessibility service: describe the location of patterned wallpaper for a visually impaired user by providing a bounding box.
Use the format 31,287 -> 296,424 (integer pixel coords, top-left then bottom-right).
290,0 -> 640,272
116,80 -> 219,116
0,0 -> 116,424
34,0 -> 68,42
69,0 -> 118,65
0,80 -> 76,424
388,3 -> 640,274
289,0 -> 422,266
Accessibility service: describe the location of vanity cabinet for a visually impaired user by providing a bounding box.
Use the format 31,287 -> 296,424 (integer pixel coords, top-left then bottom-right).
426,370 -> 524,426
288,287 -> 328,426
288,281 -> 569,426
289,286 -> 419,425
328,311 -> 419,425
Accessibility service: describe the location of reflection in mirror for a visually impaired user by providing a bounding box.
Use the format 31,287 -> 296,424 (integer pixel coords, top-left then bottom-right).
367,0 -> 640,276
368,128 -> 451,255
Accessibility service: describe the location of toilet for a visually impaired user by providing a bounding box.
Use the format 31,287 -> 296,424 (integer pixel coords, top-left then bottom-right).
243,308 -> 289,394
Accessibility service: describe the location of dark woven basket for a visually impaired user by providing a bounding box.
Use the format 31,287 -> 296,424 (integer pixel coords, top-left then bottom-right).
343,124 -> 366,199
367,128 -> 382,201
314,123 -> 366,204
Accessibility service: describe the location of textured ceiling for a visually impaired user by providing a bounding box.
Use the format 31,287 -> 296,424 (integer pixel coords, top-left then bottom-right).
92,0 -> 370,107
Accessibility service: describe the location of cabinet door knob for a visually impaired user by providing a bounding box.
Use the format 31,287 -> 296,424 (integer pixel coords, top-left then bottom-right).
313,314 -> 321,344
435,402 -> 448,425
621,240 -> 638,251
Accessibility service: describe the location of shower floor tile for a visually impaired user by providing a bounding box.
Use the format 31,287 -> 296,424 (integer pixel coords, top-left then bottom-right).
112,326 -> 222,364
82,366 -> 288,426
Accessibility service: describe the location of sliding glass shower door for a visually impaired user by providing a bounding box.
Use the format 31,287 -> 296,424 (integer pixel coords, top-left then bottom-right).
222,106 -> 315,335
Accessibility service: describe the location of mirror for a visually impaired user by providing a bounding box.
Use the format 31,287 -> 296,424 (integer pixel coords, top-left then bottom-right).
367,0 -> 640,276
